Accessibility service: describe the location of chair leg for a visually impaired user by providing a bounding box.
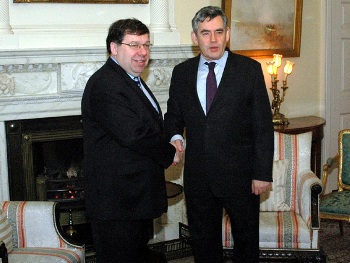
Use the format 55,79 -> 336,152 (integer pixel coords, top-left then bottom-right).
0,242 -> 8,263
338,220 -> 344,236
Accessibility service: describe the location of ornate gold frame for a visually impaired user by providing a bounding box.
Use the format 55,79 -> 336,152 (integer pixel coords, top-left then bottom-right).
338,129 -> 350,191
222,0 -> 303,58
14,0 -> 148,3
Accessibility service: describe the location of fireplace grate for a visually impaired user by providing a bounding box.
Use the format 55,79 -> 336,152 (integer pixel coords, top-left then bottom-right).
148,223 -> 193,260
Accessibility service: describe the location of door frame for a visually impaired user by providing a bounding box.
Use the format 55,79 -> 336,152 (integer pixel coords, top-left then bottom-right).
324,0 -> 343,192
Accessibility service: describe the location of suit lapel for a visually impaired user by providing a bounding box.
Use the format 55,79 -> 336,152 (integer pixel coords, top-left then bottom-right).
209,52 -> 240,112
128,76 -> 163,120
189,56 -> 206,116
108,58 -> 163,123
140,79 -> 163,116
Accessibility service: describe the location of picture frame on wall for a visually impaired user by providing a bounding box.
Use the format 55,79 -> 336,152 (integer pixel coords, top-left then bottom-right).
13,0 -> 148,3
222,0 -> 303,58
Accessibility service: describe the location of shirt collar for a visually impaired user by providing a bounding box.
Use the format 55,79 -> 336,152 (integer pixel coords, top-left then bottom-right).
110,55 -> 139,81
199,51 -> 228,69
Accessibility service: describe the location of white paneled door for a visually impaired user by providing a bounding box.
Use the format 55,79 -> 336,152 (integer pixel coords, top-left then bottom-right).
325,0 -> 350,192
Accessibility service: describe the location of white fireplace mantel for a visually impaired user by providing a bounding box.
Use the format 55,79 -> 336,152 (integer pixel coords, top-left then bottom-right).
0,45 -> 197,241
0,46 -> 198,121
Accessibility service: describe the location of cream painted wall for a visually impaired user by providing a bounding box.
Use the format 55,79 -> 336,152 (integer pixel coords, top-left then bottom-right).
6,1 -> 151,48
2,0 -> 323,118
4,0 -> 220,48
174,0 -> 221,44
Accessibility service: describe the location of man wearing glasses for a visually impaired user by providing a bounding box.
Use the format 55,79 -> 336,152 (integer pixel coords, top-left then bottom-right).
82,19 -> 180,263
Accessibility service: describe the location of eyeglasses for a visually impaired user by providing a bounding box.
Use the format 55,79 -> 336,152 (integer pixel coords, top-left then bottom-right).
120,42 -> 152,50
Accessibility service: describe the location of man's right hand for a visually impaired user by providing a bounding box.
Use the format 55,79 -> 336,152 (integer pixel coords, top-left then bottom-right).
170,139 -> 184,165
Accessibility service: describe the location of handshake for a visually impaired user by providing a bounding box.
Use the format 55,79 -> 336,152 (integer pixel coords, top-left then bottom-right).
170,139 -> 184,165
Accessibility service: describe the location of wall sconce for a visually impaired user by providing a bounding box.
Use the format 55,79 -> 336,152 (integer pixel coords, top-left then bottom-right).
266,54 -> 294,125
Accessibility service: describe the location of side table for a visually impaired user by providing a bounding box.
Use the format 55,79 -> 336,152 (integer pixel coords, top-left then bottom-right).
274,116 -> 326,178
166,181 -> 183,199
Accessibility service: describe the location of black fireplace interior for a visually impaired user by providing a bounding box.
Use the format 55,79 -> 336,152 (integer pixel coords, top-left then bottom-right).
36,138 -> 84,180
6,115 -> 83,200
5,115 -> 93,247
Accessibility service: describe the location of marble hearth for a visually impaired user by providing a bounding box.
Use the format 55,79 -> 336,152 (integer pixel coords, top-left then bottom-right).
0,46 -> 197,241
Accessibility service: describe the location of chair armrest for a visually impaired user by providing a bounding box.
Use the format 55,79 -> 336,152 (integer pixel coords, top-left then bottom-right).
296,170 -> 323,229
2,201 -> 83,250
321,154 -> 339,192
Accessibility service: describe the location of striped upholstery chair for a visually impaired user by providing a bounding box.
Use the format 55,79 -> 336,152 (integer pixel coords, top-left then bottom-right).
222,131 -> 325,261
0,201 -> 85,263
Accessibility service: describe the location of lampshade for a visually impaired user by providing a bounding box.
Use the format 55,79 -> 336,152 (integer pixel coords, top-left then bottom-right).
273,54 -> 282,68
284,60 -> 294,75
266,61 -> 275,75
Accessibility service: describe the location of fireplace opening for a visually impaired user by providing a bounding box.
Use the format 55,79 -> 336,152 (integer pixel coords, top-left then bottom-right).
5,115 -> 93,249
34,137 -> 85,204
6,115 -> 83,200
35,138 -> 84,181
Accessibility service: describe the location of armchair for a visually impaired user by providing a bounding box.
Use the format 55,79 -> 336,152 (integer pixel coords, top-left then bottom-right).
0,201 -> 85,263
320,129 -> 350,235
222,131 -> 325,261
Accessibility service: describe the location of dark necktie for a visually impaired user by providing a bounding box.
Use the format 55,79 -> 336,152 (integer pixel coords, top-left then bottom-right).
133,76 -> 159,113
205,62 -> 217,113
133,77 -> 141,87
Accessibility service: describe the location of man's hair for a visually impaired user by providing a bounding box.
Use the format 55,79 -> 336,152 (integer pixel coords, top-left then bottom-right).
191,6 -> 228,35
106,18 -> 150,54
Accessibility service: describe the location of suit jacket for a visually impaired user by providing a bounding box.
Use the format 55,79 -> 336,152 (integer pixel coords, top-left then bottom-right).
82,57 -> 175,220
164,50 -> 274,198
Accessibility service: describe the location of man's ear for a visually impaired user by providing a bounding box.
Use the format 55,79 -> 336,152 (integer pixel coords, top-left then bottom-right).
226,27 -> 230,43
110,42 -> 118,56
191,31 -> 198,45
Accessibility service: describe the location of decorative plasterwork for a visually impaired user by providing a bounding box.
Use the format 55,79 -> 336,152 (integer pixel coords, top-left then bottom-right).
0,63 -> 58,96
0,58 -> 186,108
0,47 -> 197,119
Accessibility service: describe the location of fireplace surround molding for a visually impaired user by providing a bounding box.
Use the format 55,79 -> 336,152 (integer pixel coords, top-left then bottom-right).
0,46 -> 195,241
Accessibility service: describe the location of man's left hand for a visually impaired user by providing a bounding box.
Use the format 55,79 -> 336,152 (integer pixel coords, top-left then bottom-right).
251,180 -> 271,195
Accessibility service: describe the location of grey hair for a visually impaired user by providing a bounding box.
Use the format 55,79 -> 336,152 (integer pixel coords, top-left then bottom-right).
191,6 -> 228,34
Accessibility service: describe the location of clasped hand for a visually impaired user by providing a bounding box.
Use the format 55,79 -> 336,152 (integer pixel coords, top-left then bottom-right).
170,139 -> 184,165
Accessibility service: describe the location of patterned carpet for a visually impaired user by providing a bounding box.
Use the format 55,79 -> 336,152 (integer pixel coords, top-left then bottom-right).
168,220 -> 350,263
319,220 -> 350,263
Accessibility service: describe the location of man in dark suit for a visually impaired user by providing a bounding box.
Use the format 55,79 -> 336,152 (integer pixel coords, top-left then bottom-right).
82,19 -> 178,263
164,6 -> 274,263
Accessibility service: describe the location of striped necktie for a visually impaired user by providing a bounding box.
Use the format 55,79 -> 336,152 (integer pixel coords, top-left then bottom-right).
133,77 -> 141,87
133,77 -> 159,113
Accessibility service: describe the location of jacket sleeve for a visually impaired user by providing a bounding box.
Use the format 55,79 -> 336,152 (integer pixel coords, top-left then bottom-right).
251,62 -> 274,182
164,64 -> 186,141
89,72 -> 175,169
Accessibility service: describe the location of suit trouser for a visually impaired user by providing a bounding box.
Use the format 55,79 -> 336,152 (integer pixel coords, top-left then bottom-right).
90,218 -> 152,263
186,192 -> 260,263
